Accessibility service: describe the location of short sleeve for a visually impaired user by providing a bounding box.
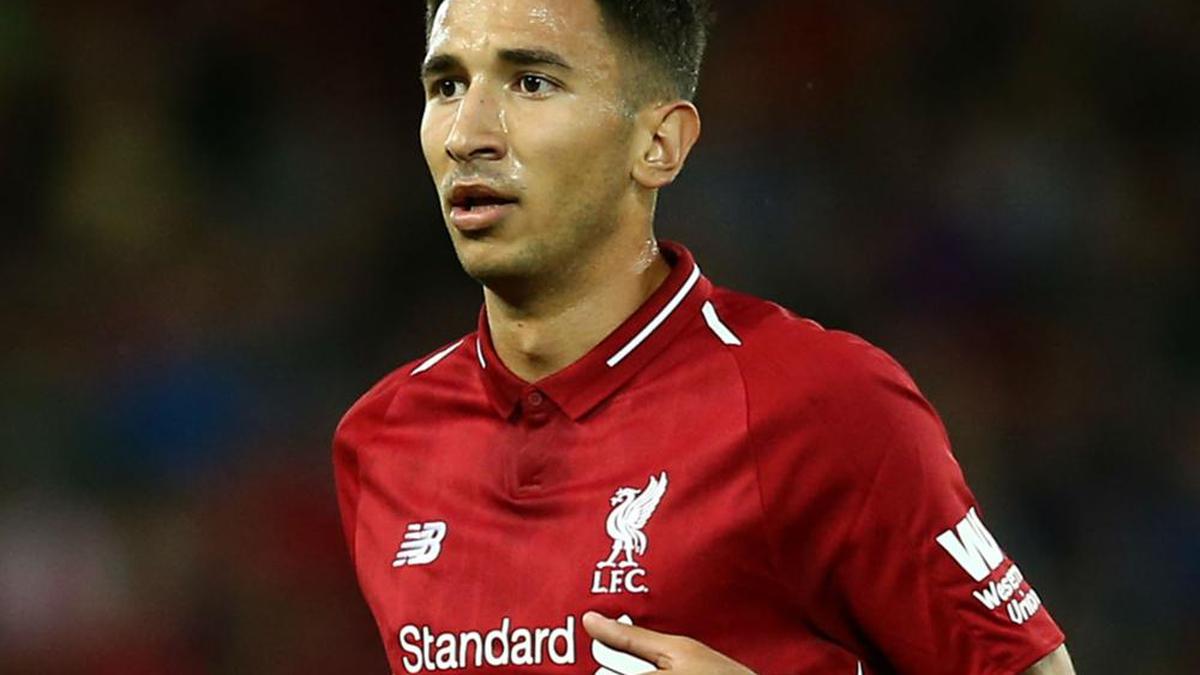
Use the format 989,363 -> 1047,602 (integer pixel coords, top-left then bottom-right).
745,330 -> 1065,674
834,371 -> 1064,673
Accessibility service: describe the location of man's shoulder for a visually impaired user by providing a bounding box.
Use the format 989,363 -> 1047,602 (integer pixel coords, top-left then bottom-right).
708,286 -> 917,402
335,334 -> 479,437
709,286 -> 943,481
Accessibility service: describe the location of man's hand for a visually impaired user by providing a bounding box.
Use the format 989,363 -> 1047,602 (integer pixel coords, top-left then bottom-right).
584,610 -> 1073,675
582,611 -> 756,674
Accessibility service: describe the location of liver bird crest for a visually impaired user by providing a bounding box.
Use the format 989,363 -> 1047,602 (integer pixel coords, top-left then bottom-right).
597,471 -> 668,568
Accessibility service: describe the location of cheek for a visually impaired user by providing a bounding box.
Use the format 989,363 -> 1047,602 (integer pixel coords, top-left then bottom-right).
420,107 -> 449,172
514,114 -> 630,198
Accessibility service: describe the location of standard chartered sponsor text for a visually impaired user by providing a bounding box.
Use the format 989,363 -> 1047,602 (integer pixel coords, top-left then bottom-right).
398,616 -> 576,672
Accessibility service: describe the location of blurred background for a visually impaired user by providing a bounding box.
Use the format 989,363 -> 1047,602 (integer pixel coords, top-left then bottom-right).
1,0 -> 1196,673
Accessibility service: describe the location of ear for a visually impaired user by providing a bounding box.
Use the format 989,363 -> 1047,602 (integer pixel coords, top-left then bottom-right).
631,101 -> 701,190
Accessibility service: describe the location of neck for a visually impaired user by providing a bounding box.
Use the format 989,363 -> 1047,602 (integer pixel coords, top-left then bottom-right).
484,236 -> 670,383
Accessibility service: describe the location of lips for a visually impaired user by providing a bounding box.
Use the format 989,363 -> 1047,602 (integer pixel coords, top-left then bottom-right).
447,183 -> 519,232
448,184 -> 518,210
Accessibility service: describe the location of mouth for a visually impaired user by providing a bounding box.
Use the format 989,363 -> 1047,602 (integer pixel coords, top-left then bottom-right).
447,183 -> 519,232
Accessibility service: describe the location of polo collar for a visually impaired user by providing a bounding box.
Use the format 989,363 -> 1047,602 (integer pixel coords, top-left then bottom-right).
475,241 -> 713,421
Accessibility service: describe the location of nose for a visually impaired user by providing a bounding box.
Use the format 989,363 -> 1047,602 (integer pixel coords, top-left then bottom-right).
445,81 -> 507,163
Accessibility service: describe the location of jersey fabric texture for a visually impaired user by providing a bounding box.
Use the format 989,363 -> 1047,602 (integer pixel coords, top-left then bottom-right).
333,241 -> 1065,675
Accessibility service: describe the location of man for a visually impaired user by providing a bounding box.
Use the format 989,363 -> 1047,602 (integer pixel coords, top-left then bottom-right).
333,0 -> 1076,672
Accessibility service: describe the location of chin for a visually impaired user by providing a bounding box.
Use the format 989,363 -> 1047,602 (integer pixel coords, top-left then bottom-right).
451,235 -> 537,285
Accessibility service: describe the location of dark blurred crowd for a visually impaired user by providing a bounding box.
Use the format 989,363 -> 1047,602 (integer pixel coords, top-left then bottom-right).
1,1 -> 1196,673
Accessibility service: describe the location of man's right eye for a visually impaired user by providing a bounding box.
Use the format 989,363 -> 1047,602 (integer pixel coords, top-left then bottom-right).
434,79 -> 466,98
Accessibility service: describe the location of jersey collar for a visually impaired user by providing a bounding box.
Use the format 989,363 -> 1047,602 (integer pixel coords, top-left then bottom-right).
475,241 -> 713,421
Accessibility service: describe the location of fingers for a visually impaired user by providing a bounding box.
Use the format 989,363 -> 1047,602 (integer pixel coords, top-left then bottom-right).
588,613 -> 660,674
583,612 -> 758,675
583,611 -> 678,667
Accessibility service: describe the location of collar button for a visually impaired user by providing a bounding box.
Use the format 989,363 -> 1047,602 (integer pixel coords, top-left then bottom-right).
526,391 -> 544,407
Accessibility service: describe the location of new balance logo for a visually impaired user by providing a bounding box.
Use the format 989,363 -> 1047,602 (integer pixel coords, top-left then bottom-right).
393,521 -> 447,567
935,507 -> 1003,581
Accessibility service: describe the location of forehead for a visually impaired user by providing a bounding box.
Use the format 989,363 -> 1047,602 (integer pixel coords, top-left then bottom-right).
428,0 -> 614,65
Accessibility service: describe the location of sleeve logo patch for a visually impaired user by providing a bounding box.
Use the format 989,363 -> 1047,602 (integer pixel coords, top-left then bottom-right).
936,507 -> 1045,625
936,507 -> 1003,582
393,521 -> 448,567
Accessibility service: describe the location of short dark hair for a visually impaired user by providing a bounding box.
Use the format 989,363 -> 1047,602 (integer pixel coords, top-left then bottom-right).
424,0 -> 713,101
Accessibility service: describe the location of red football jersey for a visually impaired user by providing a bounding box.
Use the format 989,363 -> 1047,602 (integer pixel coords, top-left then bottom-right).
333,242 -> 1065,674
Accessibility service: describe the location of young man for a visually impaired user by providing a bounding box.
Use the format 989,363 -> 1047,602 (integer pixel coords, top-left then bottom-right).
333,1 -> 1076,673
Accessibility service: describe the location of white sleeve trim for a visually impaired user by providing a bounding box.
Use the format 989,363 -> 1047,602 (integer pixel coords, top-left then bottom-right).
701,300 -> 742,346
410,340 -> 465,376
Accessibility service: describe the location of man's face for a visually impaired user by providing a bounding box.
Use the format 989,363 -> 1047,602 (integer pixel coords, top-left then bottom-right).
420,0 -> 638,286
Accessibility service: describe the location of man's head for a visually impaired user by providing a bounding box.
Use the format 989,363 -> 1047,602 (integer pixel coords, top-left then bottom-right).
419,0 -> 710,294
425,0 -> 710,104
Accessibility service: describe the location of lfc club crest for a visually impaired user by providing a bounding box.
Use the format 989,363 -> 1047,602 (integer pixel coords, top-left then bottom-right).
591,471 -> 668,595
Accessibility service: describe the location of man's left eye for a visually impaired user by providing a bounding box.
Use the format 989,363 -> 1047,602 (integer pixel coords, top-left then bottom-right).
516,75 -> 556,95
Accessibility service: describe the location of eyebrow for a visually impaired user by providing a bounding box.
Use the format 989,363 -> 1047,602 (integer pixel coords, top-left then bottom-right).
420,47 -> 573,79
421,53 -> 462,79
497,48 -> 572,71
